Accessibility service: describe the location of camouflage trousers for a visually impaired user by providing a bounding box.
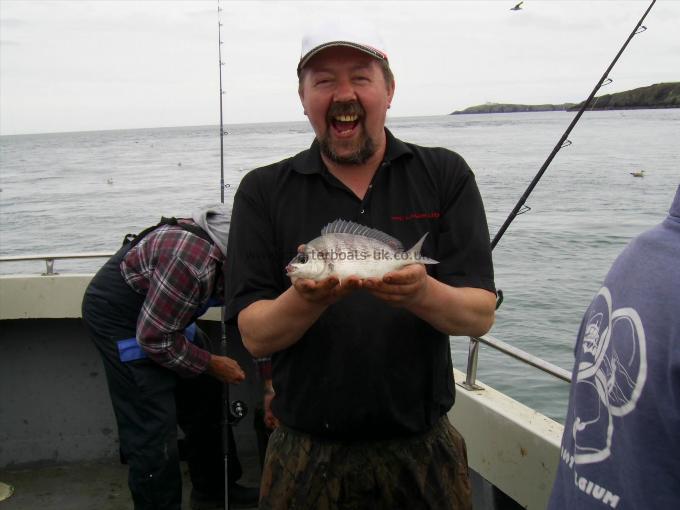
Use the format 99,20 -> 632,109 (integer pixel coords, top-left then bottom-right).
259,417 -> 472,510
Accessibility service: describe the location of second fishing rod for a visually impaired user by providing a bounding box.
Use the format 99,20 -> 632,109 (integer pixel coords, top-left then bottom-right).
491,0 -> 657,252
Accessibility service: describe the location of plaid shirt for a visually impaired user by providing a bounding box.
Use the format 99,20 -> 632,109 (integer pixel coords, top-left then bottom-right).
120,222 -> 223,377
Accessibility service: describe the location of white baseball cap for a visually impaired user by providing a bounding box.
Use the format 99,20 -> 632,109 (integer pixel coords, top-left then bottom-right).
297,21 -> 389,76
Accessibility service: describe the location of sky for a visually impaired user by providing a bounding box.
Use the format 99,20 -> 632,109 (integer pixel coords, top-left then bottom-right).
0,0 -> 678,135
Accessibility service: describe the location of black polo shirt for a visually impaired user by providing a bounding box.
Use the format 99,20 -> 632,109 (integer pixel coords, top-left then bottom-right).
225,128 -> 494,439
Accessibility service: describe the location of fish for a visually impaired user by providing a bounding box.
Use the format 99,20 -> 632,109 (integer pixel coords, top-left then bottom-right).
286,219 -> 438,281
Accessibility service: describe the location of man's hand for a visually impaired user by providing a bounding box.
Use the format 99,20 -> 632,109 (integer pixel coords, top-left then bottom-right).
292,275 -> 362,306
263,389 -> 280,430
206,354 -> 246,384
363,263 -> 428,307
289,243 -> 362,305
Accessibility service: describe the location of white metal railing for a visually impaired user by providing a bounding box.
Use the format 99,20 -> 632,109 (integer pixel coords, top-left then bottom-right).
461,334 -> 572,390
0,252 -> 113,275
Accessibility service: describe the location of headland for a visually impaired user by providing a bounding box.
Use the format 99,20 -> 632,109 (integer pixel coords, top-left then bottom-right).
450,82 -> 680,114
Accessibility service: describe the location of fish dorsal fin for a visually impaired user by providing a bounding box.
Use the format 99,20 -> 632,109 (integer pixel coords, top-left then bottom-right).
321,219 -> 404,251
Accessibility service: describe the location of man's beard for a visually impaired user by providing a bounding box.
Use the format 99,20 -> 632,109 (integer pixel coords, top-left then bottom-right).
319,132 -> 376,165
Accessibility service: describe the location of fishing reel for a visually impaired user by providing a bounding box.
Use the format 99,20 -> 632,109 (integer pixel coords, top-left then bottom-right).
228,399 -> 248,426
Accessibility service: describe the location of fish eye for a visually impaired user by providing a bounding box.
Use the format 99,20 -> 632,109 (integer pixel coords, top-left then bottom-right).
297,253 -> 309,264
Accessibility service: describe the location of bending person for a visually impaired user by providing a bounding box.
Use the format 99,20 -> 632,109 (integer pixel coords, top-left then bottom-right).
82,204 -> 258,510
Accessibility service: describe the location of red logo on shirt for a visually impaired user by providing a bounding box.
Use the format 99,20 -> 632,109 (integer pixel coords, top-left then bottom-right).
391,212 -> 440,222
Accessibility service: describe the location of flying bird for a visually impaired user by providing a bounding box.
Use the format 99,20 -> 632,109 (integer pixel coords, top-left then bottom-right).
510,1 -> 524,11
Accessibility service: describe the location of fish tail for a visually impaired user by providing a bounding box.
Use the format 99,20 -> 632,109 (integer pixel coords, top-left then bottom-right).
406,233 -> 438,265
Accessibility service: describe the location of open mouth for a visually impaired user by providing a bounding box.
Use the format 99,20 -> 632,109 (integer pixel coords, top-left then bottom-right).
331,113 -> 360,135
327,101 -> 364,137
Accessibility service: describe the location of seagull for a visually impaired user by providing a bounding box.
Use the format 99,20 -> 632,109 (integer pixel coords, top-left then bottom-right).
510,1 -> 524,10
630,170 -> 645,177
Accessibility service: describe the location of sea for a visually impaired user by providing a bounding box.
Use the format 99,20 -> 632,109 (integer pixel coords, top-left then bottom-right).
1,109 -> 678,422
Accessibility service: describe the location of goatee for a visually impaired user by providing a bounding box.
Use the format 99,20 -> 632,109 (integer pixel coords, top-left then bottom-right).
319,134 -> 376,165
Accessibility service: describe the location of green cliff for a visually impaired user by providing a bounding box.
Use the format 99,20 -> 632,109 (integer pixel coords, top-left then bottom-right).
451,82 -> 680,114
451,102 -> 575,114
568,82 -> 680,110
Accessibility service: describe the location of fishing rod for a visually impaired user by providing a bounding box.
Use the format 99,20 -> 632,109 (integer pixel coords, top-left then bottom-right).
490,0 -> 656,251
217,2 -> 231,509
217,4 -> 248,508
218,1 -> 226,204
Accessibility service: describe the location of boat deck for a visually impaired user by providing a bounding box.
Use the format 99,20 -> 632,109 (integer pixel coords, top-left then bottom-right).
0,453 -> 261,509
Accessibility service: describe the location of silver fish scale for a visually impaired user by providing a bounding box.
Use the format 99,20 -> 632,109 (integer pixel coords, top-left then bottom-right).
306,231 -> 407,279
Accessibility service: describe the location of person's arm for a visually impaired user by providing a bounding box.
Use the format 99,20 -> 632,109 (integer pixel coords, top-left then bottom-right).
361,150 -> 496,336
134,231 -> 245,382
238,276 -> 362,358
262,378 -> 279,430
225,169 -> 361,357
364,264 -> 495,337
252,357 -> 278,429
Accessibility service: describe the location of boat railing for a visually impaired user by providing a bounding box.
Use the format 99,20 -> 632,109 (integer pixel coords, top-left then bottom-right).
0,252 -> 573,386
462,334 -> 572,389
0,252 -> 113,275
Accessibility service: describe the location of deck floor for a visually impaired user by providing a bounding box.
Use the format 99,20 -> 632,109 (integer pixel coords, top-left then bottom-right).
0,456 -> 261,510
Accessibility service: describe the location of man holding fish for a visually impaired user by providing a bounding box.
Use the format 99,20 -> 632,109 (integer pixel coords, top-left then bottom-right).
225,20 -> 496,509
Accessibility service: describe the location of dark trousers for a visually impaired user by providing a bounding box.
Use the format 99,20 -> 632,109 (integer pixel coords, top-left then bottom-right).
82,244 -> 240,510
83,304 -> 242,509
